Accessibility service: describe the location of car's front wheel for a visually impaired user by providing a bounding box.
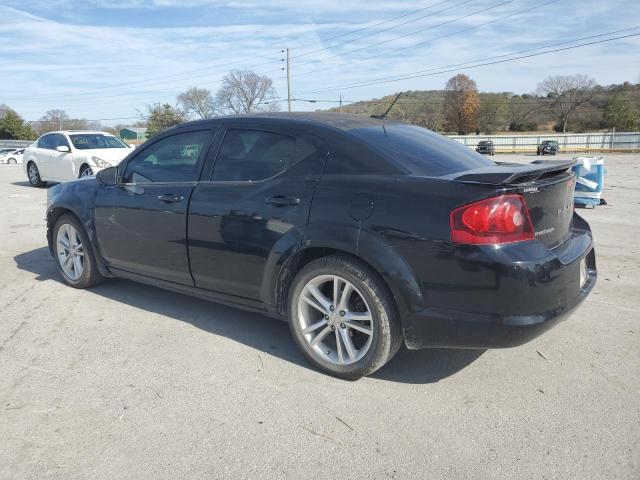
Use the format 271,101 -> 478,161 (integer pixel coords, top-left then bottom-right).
53,214 -> 104,288
288,255 -> 401,380
79,165 -> 93,178
8,158 -> 17,164
27,162 -> 46,187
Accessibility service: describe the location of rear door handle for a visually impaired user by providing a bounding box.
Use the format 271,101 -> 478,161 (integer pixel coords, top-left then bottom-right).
265,195 -> 300,207
158,194 -> 185,203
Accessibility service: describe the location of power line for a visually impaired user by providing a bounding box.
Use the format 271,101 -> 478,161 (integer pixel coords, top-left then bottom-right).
291,0 -> 513,73
4,1 -> 461,103
291,0 -> 471,60
1,0 -> 497,105
290,0 -> 455,51
291,0 -> 559,82
7,55 -> 282,103
293,31 -> 640,96
296,26 -> 640,94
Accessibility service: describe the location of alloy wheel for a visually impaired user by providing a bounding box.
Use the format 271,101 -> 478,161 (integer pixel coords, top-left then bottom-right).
297,274 -> 374,365
80,167 -> 93,177
28,163 -> 39,184
56,223 -> 85,281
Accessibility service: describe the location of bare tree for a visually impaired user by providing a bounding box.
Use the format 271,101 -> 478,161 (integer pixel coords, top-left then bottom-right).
536,74 -> 596,132
214,70 -> 279,115
177,87 -> 215,119
36,109 -> 70,134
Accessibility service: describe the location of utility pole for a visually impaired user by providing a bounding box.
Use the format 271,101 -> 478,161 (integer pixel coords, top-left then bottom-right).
339,93 -> 343,112
286,48 -> 291,112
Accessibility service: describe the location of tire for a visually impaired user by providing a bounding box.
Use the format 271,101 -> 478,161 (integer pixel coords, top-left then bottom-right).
288,254 -> 402,380
27,162 -> 47,187
79,165 -> 93,178
8,158 -> 16,164
53,214 -> 104,289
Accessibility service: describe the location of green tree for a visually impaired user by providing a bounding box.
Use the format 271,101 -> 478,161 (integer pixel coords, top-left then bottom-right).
0,107 -> 36,140
603,93 -> 639,131
144,103 -> 185,138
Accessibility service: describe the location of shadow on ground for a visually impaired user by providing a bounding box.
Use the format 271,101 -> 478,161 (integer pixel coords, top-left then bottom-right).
11,181 -> 57,188
14,246 -> 484,384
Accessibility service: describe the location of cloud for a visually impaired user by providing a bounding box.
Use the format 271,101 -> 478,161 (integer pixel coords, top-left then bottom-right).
1,0 -> 639,122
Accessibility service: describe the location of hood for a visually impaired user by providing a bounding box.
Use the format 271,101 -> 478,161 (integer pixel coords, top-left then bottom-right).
77,148 -> 132,165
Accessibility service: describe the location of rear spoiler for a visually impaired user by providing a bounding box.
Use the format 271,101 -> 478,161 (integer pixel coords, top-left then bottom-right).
444,160 -> 575,185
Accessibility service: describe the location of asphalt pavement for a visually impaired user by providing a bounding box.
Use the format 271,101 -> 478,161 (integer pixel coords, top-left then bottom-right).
0,155 -> 638,479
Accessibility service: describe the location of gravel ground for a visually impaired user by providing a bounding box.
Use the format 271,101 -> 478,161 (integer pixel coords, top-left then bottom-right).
0,155 -> 638,479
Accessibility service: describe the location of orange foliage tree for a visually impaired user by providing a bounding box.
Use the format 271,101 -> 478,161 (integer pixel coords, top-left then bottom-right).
444,74 -> 480,134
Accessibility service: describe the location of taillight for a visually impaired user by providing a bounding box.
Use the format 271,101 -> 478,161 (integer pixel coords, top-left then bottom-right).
450,194 -> 534,245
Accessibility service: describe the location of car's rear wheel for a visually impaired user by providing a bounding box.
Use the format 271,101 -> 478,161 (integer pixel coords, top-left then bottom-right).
79,165 -> 93,178
288,254 -> 401,380
27,162 -> 46,187
8,158 -> 16,164
54,214 -> 104,288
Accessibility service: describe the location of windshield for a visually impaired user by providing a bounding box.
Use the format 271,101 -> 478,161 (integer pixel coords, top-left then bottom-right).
479,141 -> 492,146
69,134 -> 128,150
349,124 -> 494,176
543,141 -> 558,146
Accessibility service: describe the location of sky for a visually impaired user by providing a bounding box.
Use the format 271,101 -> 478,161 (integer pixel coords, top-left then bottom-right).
1,0 -> 639,125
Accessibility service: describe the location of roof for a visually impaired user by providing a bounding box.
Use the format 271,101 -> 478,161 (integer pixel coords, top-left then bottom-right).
45,130 -> 114,135
178,112 -> 394,132
120,127 -> 147,133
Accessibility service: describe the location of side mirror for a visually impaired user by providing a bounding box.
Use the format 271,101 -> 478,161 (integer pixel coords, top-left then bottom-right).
96,166 -> 117,186
56,145 -> 70,153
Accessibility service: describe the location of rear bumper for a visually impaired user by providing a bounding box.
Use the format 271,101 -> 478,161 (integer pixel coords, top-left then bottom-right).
401,219 -> 597,349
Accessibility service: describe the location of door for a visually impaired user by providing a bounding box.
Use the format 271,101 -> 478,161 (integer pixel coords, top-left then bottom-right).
46,133 -> 72,180
35,134 -> 55,178
188,127 -> 327,300
95,129 -> 214,285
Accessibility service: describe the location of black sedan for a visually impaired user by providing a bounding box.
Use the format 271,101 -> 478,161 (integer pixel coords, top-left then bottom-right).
45,113 -> 596,379
476,140 -> 495,155
538,140 -> 559,155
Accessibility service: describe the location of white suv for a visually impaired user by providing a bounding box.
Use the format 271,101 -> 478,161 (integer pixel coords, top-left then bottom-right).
23,130 -> 134,186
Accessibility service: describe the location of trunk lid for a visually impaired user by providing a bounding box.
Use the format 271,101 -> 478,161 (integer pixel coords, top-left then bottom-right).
447,160 -> 576,248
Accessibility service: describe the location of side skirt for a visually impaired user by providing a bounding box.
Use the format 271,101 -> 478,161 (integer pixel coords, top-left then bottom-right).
109,267 -> 286,321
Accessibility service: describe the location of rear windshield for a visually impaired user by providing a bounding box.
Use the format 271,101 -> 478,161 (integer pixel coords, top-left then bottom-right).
349,124 -> 494,176
69,134 -> 128,150
479,141 -> 492,145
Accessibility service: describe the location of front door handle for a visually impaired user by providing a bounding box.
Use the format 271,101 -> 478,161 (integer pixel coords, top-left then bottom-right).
158,194 -> 185,203
265,195 -> 300,207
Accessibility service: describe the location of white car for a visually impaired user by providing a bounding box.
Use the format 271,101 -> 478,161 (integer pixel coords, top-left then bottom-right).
23,130 -> 134,186
0,148 -> 24,164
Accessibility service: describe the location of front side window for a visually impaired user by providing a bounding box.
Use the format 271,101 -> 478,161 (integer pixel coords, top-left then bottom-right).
212,129 -> 318,182
70,134 -> 128,150
52,134 -> 70,150
37,135 -> 54,150
122,130 -> 211,183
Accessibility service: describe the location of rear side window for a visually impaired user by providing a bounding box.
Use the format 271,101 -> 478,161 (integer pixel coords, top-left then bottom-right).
122,130 -> 211,183
349,124 -> 494,176
212,129 -> 318,182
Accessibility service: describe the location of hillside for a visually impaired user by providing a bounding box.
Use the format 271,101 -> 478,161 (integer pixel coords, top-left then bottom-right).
323,81 -> 640,134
